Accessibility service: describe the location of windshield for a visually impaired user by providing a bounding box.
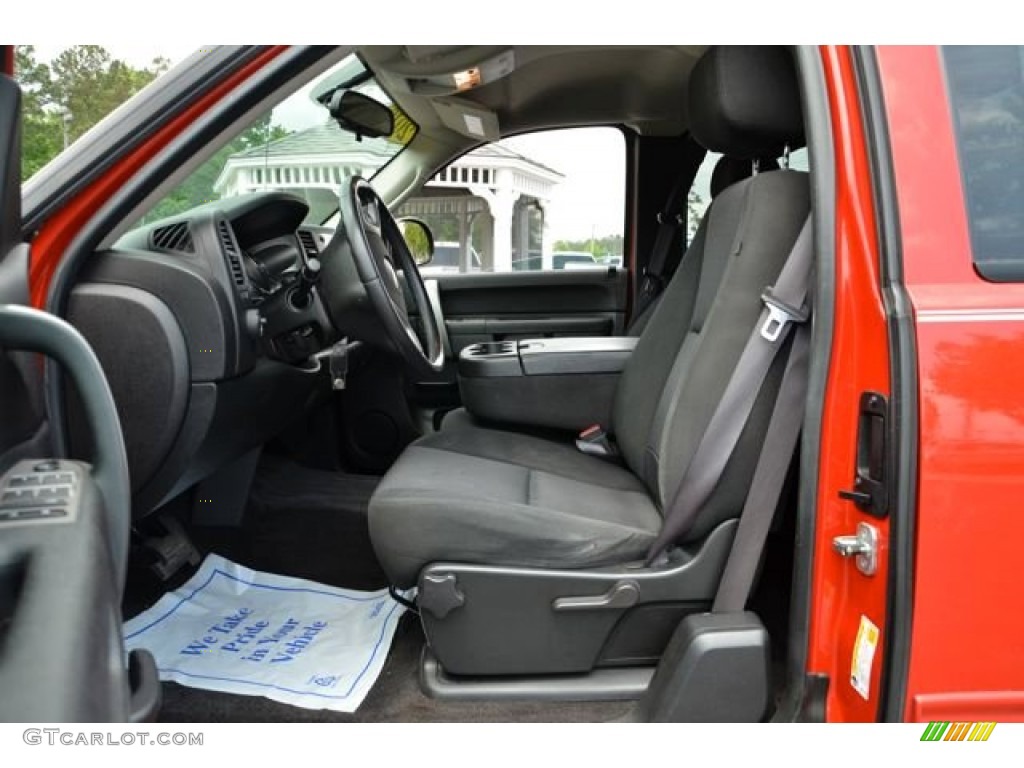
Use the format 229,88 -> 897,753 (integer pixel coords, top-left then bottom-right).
137,53 -> 415,227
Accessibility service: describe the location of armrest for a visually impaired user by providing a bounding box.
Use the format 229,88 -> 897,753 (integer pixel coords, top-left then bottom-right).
519,337 -> 637,375
457,337 -> 637,432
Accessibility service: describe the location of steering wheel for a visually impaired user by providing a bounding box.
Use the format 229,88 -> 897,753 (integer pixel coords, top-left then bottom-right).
336,177 -> 444,375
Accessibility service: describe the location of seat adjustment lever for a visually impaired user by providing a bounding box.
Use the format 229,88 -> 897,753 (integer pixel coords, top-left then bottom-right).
552,580 -> 640,612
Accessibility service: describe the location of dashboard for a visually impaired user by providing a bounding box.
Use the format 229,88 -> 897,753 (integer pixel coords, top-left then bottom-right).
120,191 -> 339,370
66,191 -> 340,517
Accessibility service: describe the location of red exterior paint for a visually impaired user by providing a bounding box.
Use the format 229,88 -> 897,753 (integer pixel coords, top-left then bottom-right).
2,47 -> 14,77
911,692 -> 1024,723
805,46 -> 892,723
27,46 -> 289,308
876,46 -> 1024,723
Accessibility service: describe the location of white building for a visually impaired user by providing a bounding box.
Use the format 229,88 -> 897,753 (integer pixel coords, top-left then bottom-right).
213,123 -> 562,271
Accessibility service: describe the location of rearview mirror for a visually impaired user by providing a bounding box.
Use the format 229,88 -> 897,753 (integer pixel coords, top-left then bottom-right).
399,218 -> 434,266
328,90 -> 394,140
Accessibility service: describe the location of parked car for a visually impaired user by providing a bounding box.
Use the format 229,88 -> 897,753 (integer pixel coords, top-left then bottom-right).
0,45 -> 1021,726
510,250 -> 601,271
551,250 -> 599,269
419,240 -> 482,275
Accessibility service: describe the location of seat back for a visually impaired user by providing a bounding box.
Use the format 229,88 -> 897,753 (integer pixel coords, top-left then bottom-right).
612,46 -> 809,541
627,154 -> 780,336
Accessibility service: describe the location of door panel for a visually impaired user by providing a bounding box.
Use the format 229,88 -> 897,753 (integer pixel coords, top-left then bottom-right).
0,52 -> 144,722
0,56 -> 43,457
436,269 -> 628,355
0,56 -> 37,463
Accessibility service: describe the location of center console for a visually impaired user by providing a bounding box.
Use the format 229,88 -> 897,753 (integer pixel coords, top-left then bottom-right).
457,336 -> 638,432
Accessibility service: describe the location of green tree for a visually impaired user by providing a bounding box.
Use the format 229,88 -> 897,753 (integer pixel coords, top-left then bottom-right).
687,190 -> 706,240
553,234 -> 624,260
16,46 -> 62,180
400,221 -> 432,264
44,46 -> 168,145
141,116 -> 291,223
15,45 -> 169,181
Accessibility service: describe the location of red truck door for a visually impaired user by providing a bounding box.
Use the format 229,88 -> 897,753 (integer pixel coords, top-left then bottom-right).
876,45 -> 1024,722
0,46 -> 150,721
800,46 -> 899,723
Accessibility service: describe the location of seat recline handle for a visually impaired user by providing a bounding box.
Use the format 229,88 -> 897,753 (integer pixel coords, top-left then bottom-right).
552,580 -> 640,612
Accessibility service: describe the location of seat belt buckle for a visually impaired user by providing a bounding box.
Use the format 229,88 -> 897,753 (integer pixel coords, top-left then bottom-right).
576,424 -> 619,459
759,290 -> 809,342
640,269 -> 663,297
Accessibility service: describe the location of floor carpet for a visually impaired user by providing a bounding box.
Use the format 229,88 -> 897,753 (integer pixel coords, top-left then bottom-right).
157,614 -> 633,723
185,454 -> 388,591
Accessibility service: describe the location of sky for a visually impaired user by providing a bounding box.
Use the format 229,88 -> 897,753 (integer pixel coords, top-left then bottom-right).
501,129 -> 626,243
29,42 -> 198,70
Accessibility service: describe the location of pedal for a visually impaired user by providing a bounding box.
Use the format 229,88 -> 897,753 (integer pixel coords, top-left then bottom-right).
142,514 -> 202,582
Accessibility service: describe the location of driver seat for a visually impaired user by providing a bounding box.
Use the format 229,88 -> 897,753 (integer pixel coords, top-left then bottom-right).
368,46 -> 809,677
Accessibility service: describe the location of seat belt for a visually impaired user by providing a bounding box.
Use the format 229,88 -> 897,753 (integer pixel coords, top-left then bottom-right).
712,320 -> 810,612
645,214 -> 813,564
634,174 -> 689,319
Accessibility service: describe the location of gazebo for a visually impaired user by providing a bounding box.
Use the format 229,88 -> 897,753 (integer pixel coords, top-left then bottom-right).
214,123 -> 563,271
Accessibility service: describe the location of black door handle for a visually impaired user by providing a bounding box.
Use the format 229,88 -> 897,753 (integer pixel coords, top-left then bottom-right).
838,391 -> 889,518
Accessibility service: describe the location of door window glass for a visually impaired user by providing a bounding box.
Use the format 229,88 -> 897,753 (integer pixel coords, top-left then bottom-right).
943,45 -> 1024,281
402,127 -> 625,274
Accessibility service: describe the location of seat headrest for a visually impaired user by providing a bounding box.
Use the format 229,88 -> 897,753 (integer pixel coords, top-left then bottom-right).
709,154 -> 780,199
688,46 -> 804,158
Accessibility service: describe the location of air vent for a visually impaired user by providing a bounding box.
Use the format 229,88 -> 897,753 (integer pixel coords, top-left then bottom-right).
150,222 -> 194,253
297,229 -> 319,258
216,219 -> 248,293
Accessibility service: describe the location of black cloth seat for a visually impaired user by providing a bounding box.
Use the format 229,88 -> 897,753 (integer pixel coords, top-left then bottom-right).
370,46 -> 809,588
628,153 -> 780,336
369,410 -> 661,586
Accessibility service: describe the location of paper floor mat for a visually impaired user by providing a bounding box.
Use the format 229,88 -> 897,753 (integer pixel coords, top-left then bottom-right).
124,554 -> 406,712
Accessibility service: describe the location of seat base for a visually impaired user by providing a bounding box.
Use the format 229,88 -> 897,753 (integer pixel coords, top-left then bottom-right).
420,650 -> 654,703
418,519 -> 737,677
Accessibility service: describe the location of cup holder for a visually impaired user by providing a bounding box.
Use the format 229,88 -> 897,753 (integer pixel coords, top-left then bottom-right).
464,341 -> 517,357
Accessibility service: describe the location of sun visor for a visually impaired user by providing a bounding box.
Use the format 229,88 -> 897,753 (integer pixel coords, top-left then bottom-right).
403,45 -> 471,64
432,98 -> 501,142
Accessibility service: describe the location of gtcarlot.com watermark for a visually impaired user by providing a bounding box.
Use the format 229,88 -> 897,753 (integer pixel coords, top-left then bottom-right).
23,729 -> 203,747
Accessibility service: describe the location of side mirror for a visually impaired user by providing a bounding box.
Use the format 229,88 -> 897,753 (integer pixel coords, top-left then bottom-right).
328,90 -> 394,140
398,218 -> 434,266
